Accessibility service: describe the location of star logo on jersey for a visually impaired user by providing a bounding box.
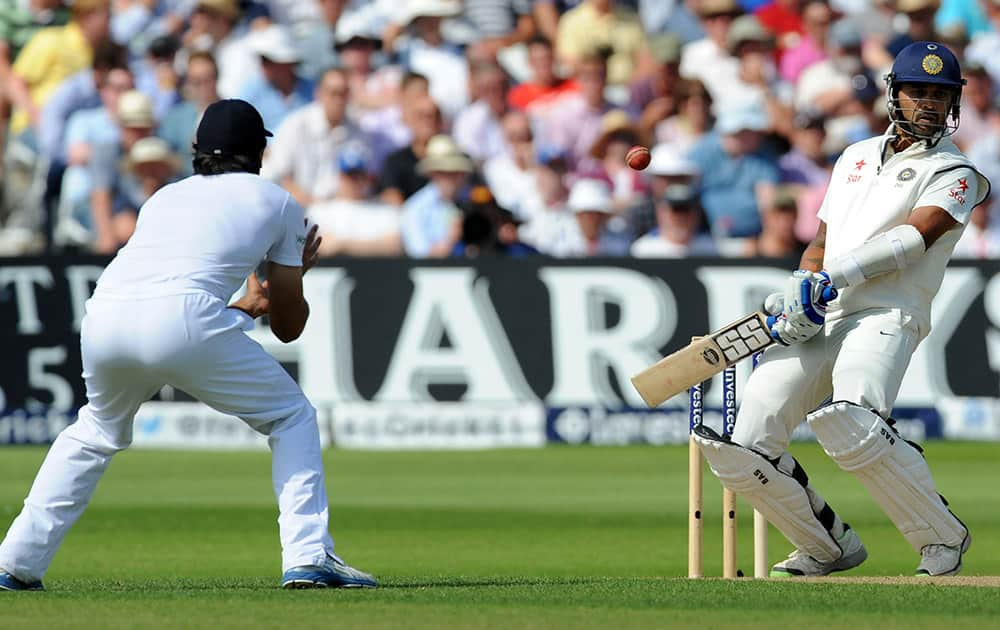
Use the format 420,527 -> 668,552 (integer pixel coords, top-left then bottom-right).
948,179 -> 968,205
854,159 -> 866,171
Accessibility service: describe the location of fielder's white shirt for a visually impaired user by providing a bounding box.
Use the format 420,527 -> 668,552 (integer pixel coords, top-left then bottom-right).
95,173 -> 306,302
819,127 -> 990,332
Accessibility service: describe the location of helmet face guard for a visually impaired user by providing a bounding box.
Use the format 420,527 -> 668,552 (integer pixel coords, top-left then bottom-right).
884,41 -> 965,144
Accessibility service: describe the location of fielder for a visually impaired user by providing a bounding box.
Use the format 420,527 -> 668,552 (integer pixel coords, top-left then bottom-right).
0,100 -> 376,591
695,42 -> 990,577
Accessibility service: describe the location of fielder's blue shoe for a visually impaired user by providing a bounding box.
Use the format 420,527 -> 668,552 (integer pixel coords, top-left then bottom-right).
0,569 -> 44,591
281,555 -> 377,589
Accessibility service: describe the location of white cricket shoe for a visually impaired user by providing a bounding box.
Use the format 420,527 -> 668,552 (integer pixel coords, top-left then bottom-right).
916,532 -> 971,577
770,525 -> 867,577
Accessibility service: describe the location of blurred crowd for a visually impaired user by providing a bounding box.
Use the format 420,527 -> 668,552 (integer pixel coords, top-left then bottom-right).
1,0 -> 999,260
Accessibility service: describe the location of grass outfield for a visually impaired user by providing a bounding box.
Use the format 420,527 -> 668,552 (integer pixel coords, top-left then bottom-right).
1,443 -> 998,629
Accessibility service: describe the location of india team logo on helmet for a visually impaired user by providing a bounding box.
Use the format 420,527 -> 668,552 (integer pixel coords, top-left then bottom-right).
921,54 -> 943,75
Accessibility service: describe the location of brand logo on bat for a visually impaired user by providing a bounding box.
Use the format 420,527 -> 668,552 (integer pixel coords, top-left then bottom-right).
702,348 -> 720,365
713,316 -> 771,363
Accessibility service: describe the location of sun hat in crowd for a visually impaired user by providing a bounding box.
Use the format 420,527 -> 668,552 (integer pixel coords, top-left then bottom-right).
195,0 -> 240,19
589,109 -> 639,159
715,104 -> 770,135
727,15 -> 774,54
417,135 -> 474,174
126,137 -> 180,172
402,0 -> 462,25
251,25 -> 301,64
335,11 -> 383,50
568,179 -> 613,214
337,143 -> 373,174
648,144 -> 700,177
117,90 -> 156,128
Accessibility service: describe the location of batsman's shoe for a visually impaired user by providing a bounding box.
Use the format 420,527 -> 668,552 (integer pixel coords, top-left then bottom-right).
916,532 -> 971,577
281,555 -> 377,589
770,525 -> 867,577
0,569 -> 44,591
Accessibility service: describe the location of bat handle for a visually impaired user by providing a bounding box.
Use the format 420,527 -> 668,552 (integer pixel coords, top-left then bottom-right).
819,285 -> 838,305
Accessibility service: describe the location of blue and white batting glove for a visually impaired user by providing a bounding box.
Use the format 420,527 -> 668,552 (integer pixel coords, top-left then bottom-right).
767,271 -> 838,345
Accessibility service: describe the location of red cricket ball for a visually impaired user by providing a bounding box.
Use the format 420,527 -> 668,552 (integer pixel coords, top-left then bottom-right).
626,145 -> 651,171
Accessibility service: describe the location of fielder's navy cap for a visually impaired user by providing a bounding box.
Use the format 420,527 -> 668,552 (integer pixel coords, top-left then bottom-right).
194,99 -> 272,158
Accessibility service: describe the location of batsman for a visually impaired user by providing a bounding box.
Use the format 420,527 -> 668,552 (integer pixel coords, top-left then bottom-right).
695,41 -> 989,577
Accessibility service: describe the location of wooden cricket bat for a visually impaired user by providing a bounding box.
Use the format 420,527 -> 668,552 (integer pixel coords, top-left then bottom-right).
631,311 -> 773,408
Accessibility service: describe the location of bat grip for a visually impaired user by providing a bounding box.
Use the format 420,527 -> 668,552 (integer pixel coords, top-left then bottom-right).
819,285 -> 838,305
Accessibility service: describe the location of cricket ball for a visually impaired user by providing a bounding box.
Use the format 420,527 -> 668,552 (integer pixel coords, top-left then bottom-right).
626,145 -> 651,171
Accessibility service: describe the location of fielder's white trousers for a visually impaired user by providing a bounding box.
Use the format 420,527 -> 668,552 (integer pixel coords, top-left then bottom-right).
733,308 -> 922,458
0,293 -> 335,582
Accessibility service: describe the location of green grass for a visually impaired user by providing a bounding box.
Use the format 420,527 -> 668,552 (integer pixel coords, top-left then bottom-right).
1,443 -> 998,628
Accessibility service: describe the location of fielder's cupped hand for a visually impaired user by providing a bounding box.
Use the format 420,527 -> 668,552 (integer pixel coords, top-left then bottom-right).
302,220 -> 321,275
229,272 -> 270,319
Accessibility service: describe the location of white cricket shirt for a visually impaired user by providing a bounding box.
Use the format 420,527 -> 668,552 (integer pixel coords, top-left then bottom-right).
95,173 -> 306,302
819,127 -> 990,332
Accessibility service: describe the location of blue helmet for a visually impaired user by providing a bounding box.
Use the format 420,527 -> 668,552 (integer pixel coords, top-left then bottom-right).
884,41 -> 965,143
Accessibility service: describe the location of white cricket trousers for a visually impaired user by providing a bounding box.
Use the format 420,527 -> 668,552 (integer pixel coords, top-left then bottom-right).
733,307 -> 923,458
0,293 -> 335,582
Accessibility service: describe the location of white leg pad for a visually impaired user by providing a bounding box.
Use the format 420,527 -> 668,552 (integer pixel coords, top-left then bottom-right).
693,426 -> 841,563
807,402 -> 967,552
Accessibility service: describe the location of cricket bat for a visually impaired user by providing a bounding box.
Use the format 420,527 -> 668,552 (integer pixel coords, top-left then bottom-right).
631,311 -> 773,408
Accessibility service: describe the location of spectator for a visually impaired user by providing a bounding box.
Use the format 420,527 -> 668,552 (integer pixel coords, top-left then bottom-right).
262,67 -> 366,207
400,134 -> 473,258
965,0 -> 1000,84
56,66 -> 135,247
518,146 -> 578,255
0,0 -> 69,141
563,178 -> 631,256
556,0 -> 647,87
390,0 -> 469,121
453,60 -> 510,163
953,200 -> 1000,259
335,13 -> 399,115
297,0 -> 347,81
5,0 -> 106,140
637,0 -> 704,42
952,62 -> 993,152
779,0 -> 833,84
627,141 -> 700,239
679,0 -> 742,105
183,0 -> 258,99
585,109 -> 647,212
453,185 -> 539,257
238,25 -> 314,131
779,110 -> 830,187
652,77 -> 714,151
117,136 -> 182,216
462,0 -> 536,82
630,183 -> 717,258
935,0 -> 989,39
483,109 -> 539,220
507,36 -> 577,114
87,89 -> 156,253
359,71 -> 430,170
884,0 -> 941,58
687,102 -> 779,238
795,18 -> 865,116
740,186 -> 806,258
723,14 -> 792,133
378,93 -> 442,205
632,34 -> 682,134
536,48 -> 614,169
159,51 -> 220,174
309,143 -> 404,257
133,34 -> 181,122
